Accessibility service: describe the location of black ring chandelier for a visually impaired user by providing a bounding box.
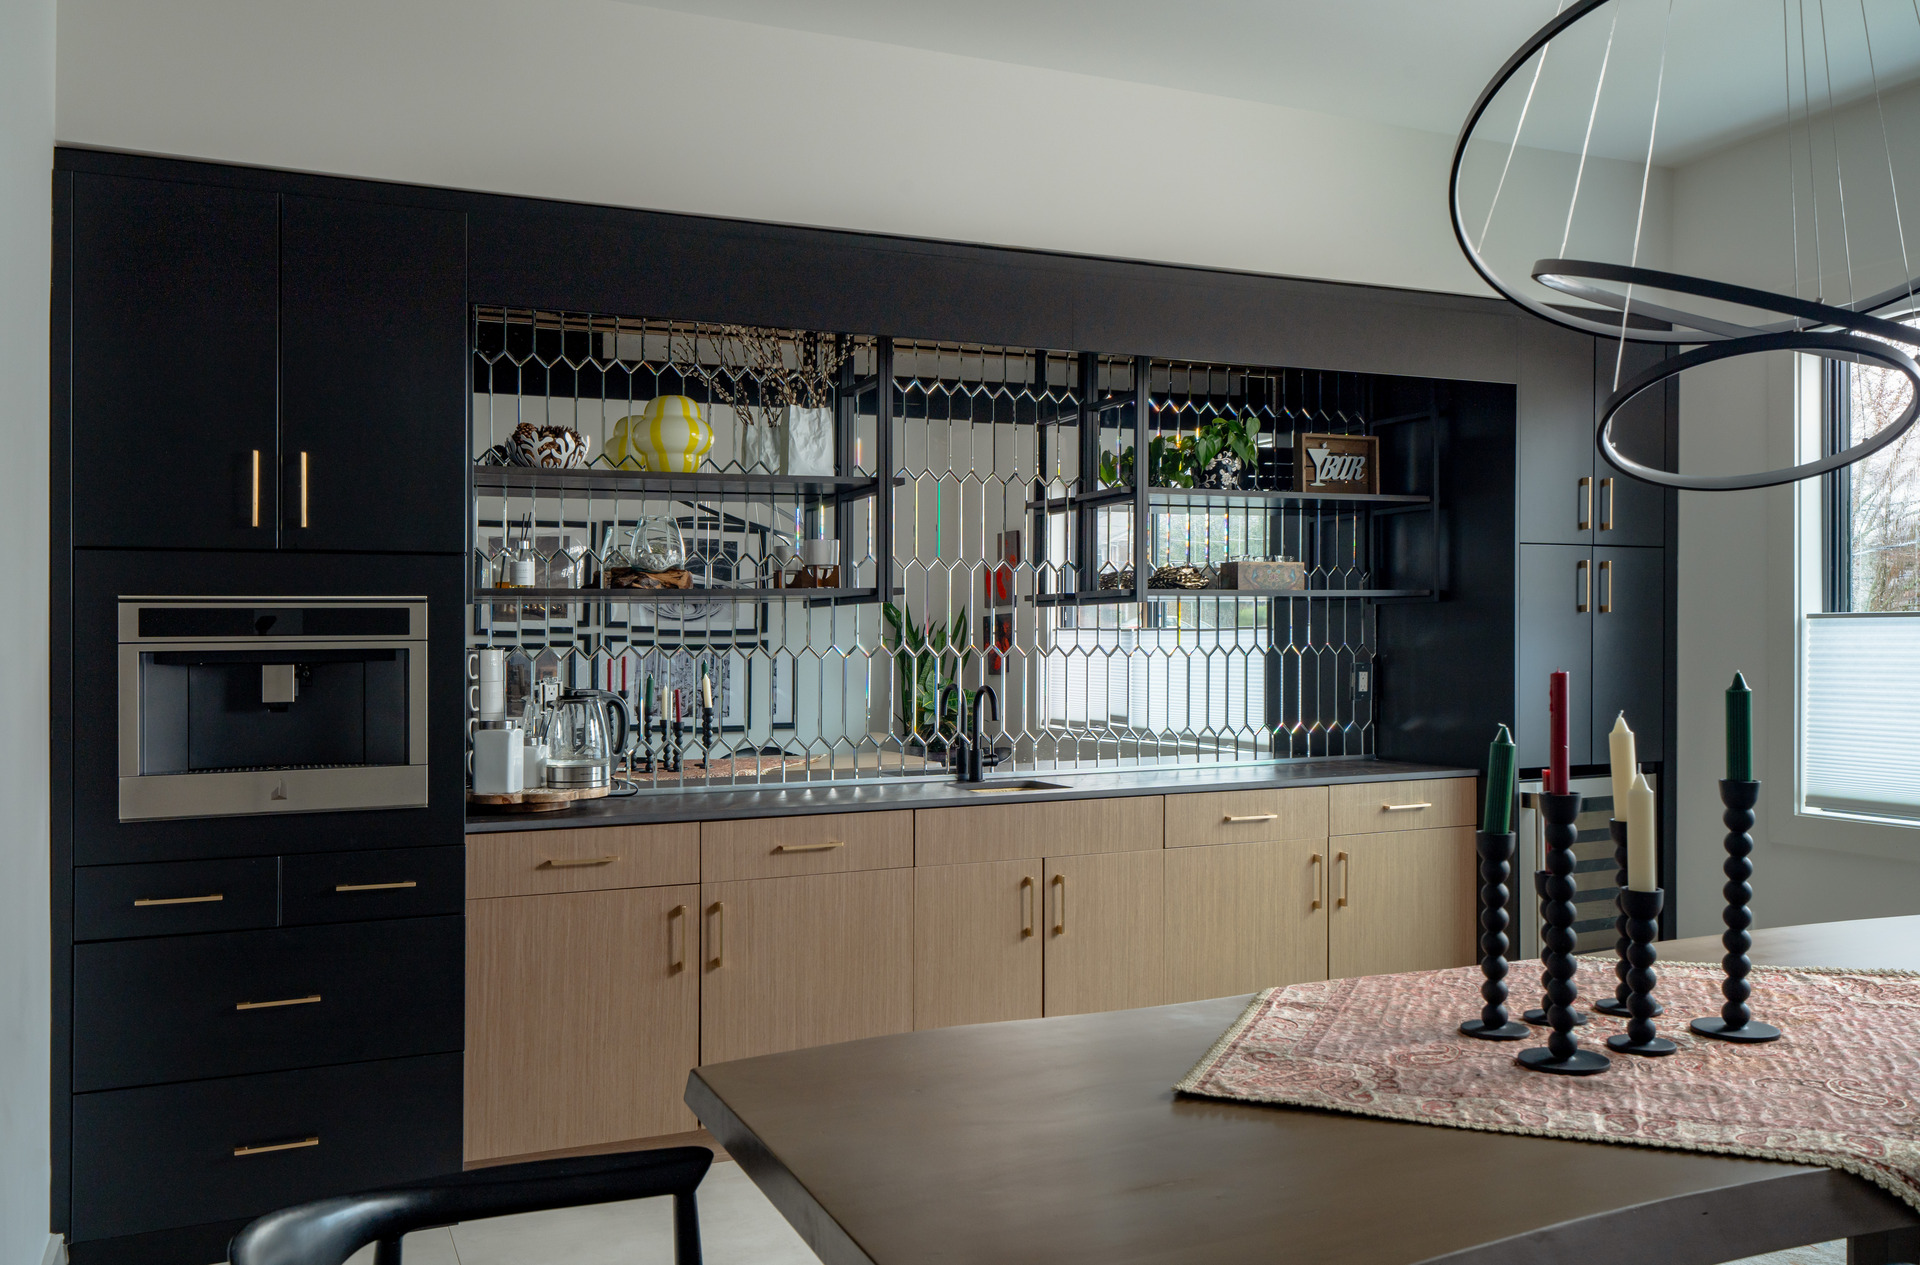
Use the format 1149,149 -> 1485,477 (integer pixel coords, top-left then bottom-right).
1451,0 -> 1920,491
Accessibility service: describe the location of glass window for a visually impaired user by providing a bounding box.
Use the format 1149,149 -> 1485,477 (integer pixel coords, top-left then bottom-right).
1837,340 -> 1920,611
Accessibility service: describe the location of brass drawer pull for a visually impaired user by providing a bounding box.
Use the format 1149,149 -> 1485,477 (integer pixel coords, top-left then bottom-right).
1310,853 -> 1323,910
299,450 -> 310,528
1223,813 -> 1278,823
1337,851 -> 1351,908
1577,558 -> 1591,613
250,450 -> 261,527
1020,875 -> 1035,937
334,880 -> 416,892
134,893 -> 223,907
234,1136 -> 319,1157
1598,558 -> 1614,613
1382,802 -> 1433,812
669,904 -> 687,970
236,995 -> 322,1011
1051,874 -> 1067,935
543,856 -> 618,868
1578,475 -> 1592,530
1600,477 -> 1616,530
773,841 -> 845,853
708,902 -> 724,968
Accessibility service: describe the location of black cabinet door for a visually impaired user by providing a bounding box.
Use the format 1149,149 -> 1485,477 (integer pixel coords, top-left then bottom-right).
1593,545 -> 1665,761
1518,318 -> 1596,546
280,195 -> 467,553
1595,339 -> 1670,548
1517,544 -> 1594,769
71,175 -> 279,549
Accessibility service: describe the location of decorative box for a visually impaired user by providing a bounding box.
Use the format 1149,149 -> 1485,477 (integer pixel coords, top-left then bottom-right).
1295,433 -> 1379,493
1217,559 -> 1306,591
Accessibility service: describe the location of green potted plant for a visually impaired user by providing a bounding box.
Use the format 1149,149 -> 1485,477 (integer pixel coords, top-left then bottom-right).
1096,417 -> 1259,489
880,601 -> 974,749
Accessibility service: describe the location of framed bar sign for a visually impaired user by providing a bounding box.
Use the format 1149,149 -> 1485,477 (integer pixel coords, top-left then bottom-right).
1295,433 -> 1379,493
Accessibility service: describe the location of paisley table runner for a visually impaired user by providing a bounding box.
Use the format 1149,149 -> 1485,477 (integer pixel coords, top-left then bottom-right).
1176,962 -> 1920,1211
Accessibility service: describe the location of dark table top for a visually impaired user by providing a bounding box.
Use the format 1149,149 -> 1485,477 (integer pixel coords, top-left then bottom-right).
466,757 -> 1475,833
688,917 -> 1920,1265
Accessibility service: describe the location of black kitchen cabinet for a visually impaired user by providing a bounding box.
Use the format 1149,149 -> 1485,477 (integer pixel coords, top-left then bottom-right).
1518,319 -> 1596,547
1593,544 -> 1666,759
1595,338 -> 1670,548
1517,543 -> 1594,768
70,175 -> 280,550
281,196 -> 467,553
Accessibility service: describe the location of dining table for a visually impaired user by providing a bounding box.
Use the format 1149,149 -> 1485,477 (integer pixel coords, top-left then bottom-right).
685,915 -> 1920,1264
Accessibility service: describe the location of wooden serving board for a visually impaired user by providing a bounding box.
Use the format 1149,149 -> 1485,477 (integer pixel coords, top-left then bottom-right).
467,784 -> 612,813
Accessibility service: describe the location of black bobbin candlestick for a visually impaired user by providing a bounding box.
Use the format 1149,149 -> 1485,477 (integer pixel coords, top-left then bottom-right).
1518,791 -> 1610,1075
1524,867 -> 1587,1027
1690,780 -> 1781,1043
1593,820 -> 1658,1019
1606,887 -> 1676,1056
1461,832 -> 1530,1041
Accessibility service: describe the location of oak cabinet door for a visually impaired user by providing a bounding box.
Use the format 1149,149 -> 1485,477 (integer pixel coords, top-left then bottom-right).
464,885 -> 699,1162
1328,827 -> 1477,979
1166,839 -> 1328,1003
1042,850 -> 1166,1016
700,869 -> 912,1065
914,859 -> 1043,1030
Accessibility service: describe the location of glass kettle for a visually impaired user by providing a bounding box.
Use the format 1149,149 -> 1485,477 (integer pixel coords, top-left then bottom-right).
542,688 -> 636,789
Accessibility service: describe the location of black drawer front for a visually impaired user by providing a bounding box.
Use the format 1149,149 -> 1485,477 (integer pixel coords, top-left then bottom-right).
71,1052 -> 461,1242
281,845 -> 463,925
73,917 -> 462,1092
74,857 -> 278,942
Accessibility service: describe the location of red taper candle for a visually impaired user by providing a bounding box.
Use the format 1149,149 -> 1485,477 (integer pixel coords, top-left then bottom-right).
1547,669 -> 1570,795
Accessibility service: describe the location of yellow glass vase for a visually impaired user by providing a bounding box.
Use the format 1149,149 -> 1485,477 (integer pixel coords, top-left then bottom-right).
609,396 -> 712,472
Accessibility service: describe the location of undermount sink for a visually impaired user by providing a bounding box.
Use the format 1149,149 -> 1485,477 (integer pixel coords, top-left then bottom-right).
964,780 -> 1070,793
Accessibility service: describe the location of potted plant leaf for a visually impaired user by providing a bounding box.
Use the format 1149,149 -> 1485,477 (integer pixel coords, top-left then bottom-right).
880,601 -> 974,751
1189,415 -> 1261,488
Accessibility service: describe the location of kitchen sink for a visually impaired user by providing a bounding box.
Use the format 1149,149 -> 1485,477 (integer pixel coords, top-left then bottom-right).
963,780 -> 1071,793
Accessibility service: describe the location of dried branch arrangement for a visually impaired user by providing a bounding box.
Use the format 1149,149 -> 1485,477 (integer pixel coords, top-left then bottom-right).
679,325 -> 851,435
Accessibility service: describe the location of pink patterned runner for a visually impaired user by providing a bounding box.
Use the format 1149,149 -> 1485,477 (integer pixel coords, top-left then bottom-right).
1176,962 -> 1920,1211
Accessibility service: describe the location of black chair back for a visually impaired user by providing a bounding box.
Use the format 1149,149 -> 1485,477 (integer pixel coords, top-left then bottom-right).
230,1146 -> 713,1265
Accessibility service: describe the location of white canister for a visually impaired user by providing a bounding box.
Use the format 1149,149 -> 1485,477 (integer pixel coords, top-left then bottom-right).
478,648 -> 505,722
802,538 -> 841,567
522,739 -> 548,791
473,726 -> 525,795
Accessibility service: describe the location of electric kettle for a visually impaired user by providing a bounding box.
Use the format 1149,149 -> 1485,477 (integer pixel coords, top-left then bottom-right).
543,688 -> 635,788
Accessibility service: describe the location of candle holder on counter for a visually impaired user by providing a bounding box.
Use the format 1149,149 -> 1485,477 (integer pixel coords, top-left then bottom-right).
1606,887 -> 1676,1056
1690,780 -> 1781,1044
1593,819 -> 1657,1018
1524,868 -> 1588,1027
1518,791 -> 1610,1075
1461,831 -> 1530,1041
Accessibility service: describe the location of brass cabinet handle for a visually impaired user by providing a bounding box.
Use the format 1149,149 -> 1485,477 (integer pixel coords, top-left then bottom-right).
334,881 -> 416,892
1600,477 -> 1615,531
543,856 -> 618,868
1051,874 -> 1067,935
773,841 -> 844,853
1578,476 -> 1592,530
1576,558 -> 1590,613
1598,558 -> 1614,613
1310,853 -> 1323,910
1223,813 -> 1278,823
1382,802 -> 1433,812
708,902 -> 724,968
1336,851 -> 1351,908
299,451 -> 310,528
234,1136 -> 318,1157
250,450 -> 261,527
236,995 -> 322,1011
134,893 -> 223,907
1020,875 -> 1035,938
668,904 -> 687,971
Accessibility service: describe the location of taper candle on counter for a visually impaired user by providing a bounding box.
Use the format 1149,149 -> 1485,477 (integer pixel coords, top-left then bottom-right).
1547,670 -> 1570,795
1627,770 -> 1657,891
1483,724 -> 1516,836
1726,671 -> 1753,781
1607,713 -> 1636,818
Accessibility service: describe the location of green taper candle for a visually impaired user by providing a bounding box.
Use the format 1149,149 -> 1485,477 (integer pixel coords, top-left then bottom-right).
1483,724 -> 1517,835
1726,671 -> 1753,781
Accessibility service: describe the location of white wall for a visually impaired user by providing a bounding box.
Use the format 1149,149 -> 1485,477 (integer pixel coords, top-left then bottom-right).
1,0 -> 55,1258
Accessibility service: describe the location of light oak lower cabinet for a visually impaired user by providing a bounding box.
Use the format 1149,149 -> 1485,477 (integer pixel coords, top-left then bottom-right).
1043,850 -> 1166,1016
465,884 -> 699,1162
1328,827 -> 1477,979
914,859 -> 1043,1030
700,868 -> 912,1065
1166,839 -> 1328,1003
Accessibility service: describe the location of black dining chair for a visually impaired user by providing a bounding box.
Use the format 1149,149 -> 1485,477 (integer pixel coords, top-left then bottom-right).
229,1146 -> 714,1265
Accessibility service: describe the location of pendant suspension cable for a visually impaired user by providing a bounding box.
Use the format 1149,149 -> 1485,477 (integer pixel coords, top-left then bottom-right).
1860,0 -> 1914,318
1560,7 -> 1621,258
1800,0 -> 1826,304
1618,0 -> 1678,391
1816,0 -> 1858,310
1475,5 -> 1564,255
1784,0 -> 1804,306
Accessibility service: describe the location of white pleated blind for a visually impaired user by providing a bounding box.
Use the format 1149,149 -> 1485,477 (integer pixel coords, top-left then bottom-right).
1804,613 -> 1920,821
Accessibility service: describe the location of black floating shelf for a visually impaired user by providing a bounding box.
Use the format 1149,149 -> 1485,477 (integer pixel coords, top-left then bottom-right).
1026,486 -> 1430,512
1029,588 -> 1431,606
475,586 -> 878,606
474,466 -> 888,498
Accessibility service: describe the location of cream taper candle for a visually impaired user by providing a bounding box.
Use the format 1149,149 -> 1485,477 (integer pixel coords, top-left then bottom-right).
1607,713 -> 1637,821
1627,770 -> 1657,892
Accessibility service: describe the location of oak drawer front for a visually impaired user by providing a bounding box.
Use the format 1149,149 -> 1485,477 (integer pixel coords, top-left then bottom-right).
1164,787 -> 1328,847
74,857 -> 278,942
70,1052 -> 460,1242
701,811 -> 912,881
1327,778 -> 1477,835
466,824 -> 698,898
283,845 -> 463,925
72,917 -> 462,1092
915,797 -> 1164,867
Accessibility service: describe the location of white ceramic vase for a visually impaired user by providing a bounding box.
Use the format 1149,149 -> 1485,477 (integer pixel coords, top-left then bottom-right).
785,405 -> 835,476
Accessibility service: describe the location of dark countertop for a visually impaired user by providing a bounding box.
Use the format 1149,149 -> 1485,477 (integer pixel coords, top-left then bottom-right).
465,758 -> 1477,833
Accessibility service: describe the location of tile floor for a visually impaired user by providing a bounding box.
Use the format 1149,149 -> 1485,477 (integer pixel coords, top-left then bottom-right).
341,1158 -> 1843,1265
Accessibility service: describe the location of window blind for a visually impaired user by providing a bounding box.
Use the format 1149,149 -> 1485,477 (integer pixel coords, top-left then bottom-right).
1804,613 -> 1920,821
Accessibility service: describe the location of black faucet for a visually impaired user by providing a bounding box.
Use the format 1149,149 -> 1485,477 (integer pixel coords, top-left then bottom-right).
938,683 -> 1001,783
